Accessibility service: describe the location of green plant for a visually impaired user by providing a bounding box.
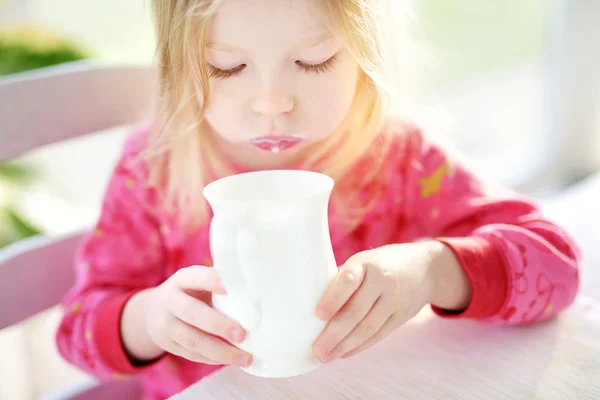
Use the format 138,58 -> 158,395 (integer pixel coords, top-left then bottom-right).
0,161 -> 42,247
0,26 -> 89,76
0,26 -> 89,248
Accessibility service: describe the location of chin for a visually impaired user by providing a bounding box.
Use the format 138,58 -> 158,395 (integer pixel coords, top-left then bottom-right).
253,147 -> 304,169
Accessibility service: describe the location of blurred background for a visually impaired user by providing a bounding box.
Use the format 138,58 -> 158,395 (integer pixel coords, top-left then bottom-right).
0,0 -> 598,399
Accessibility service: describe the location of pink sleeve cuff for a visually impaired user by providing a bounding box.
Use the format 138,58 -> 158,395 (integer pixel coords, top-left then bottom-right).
432,236 -> 509,320
93,291 -> 164,375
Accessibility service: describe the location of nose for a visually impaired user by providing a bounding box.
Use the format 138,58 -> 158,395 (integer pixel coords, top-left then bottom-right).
252,87 -> 294,116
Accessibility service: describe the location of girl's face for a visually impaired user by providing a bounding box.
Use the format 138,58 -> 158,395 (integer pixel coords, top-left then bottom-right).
203,0 -> 360,169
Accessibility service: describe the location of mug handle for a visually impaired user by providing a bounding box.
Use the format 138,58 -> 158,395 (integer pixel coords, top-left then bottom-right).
210,212 -> 262,331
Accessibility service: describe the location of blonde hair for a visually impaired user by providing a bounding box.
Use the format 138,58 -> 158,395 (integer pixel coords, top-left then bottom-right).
146,0 -> 417,231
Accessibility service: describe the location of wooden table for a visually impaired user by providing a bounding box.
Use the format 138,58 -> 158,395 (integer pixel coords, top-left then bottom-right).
172,173 -> 600,400
171,296 -> 600,400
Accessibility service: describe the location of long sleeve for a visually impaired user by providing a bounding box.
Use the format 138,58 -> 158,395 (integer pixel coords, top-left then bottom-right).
56,132 -> 168,380
400,129 -> 581,324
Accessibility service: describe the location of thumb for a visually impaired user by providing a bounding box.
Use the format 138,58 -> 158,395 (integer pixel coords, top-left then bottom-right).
174,265 -> 227,294
316,260 -> 365,320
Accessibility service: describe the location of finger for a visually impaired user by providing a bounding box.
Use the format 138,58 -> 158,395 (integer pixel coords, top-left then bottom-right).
169,289 -> 247,344
164,341 -> 222,365
168,317 -> 252,367
329,296 -> 391,360
316,261 -> 365,321
340,313 -> 401,360
313,283 -> 380,363
155,317 -> 222,365
175,265 -> 227,294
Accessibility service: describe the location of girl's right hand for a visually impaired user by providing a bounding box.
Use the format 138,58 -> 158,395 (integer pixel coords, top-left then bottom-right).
144,265 -> 253,367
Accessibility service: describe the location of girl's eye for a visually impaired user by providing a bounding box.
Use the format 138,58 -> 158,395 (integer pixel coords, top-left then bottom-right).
296,54 -> 338,74
208,54 -> 338,79
209,64 -> 246,79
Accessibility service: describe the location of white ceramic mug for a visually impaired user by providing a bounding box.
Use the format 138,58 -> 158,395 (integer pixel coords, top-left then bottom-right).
203,170 -> 338,378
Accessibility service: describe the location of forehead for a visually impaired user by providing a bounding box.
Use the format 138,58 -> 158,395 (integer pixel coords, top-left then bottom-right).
207,0 -> 330,49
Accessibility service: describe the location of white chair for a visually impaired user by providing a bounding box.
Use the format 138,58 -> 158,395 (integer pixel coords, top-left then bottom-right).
0,61 -> 157,399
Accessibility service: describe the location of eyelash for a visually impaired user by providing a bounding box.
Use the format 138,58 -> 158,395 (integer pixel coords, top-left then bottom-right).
296,54 -> 339,74
209,63 -> 246,79
208,54 -> 339,79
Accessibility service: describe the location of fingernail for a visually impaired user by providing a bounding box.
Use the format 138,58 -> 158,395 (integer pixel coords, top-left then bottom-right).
229,327 -> 245,343
216,281 -> 227,294
317,306 -> 330,320
314,345 -> 329,362
235,354 -> 252,367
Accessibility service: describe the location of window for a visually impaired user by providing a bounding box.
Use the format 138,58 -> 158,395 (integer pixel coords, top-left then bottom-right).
416,0 -> 600,194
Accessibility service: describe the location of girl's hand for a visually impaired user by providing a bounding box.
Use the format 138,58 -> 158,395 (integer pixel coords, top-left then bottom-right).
312,241 -> 471,362
126,265 -> 253,367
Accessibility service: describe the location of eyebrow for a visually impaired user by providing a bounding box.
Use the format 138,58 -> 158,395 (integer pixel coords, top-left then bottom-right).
207,33 -> 333,53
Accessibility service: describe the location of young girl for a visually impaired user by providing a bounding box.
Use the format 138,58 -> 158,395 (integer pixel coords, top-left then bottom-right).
56,0 -> 581,399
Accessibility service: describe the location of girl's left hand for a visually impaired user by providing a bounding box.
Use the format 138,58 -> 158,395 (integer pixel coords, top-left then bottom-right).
312,241 -> 471,362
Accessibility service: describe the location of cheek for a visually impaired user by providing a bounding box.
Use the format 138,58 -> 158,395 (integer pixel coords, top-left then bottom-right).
204,80 -> 247,140
302,63 -> 359,139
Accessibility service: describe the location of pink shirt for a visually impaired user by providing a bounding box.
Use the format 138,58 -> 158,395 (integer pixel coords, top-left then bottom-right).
56,123 -> 581,399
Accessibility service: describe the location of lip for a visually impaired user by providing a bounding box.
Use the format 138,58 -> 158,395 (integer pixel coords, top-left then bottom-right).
249,135 -> 305,153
